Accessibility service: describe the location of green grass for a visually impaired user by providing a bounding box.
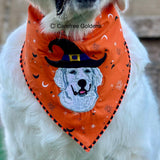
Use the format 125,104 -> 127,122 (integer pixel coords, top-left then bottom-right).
0,128 -> 6,160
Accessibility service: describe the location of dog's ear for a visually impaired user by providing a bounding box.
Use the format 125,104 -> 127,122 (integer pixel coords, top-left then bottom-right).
54,68 -> 66,89
116,0 -> 129,11
92,68 -> 103,87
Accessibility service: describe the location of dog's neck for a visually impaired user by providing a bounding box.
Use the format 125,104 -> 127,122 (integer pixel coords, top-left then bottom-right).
30,3 -> 113,40
40,9 -> 99,39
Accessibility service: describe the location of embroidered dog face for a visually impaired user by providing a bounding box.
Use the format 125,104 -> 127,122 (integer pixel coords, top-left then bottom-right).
54,67 -> 102,112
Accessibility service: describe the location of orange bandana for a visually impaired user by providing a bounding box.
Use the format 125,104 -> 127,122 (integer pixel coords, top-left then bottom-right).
20,4 -> 131,152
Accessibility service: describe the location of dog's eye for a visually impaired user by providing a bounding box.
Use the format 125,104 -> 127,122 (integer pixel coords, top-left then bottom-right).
69,70 -> 77,74
84,69 -> 91,73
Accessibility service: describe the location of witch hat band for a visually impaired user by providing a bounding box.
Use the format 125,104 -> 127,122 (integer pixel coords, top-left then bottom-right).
45,39 -> 107,68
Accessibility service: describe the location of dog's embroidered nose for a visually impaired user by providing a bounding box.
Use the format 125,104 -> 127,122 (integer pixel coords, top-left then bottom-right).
78,79 -> 86,88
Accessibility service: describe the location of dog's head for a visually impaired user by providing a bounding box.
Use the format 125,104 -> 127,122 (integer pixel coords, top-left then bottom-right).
28,0 -> 128,35
54,67 -> 102,112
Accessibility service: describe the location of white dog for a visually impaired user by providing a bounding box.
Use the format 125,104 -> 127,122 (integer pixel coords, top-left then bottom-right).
0,0 -> 160,160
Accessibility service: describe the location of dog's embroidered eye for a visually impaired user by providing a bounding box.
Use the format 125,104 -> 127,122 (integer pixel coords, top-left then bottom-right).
84,69 -> 91,73
69,70 -> 77,74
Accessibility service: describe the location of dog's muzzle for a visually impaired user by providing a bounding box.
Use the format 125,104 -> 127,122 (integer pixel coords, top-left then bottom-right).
76,0 -> 97,8
56,0 -> 69,15
71,79 -> 91,96
55,0 -> 97,15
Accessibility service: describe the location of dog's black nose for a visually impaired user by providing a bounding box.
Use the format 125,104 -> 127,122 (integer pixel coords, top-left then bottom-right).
77,0 -> 96,2
78,79 -> 86,88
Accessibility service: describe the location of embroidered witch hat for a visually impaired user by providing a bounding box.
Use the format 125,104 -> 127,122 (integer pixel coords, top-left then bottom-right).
45,38 -> 107,68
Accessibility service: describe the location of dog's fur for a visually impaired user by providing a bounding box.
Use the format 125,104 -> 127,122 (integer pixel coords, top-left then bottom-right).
0,0 -> 160,159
